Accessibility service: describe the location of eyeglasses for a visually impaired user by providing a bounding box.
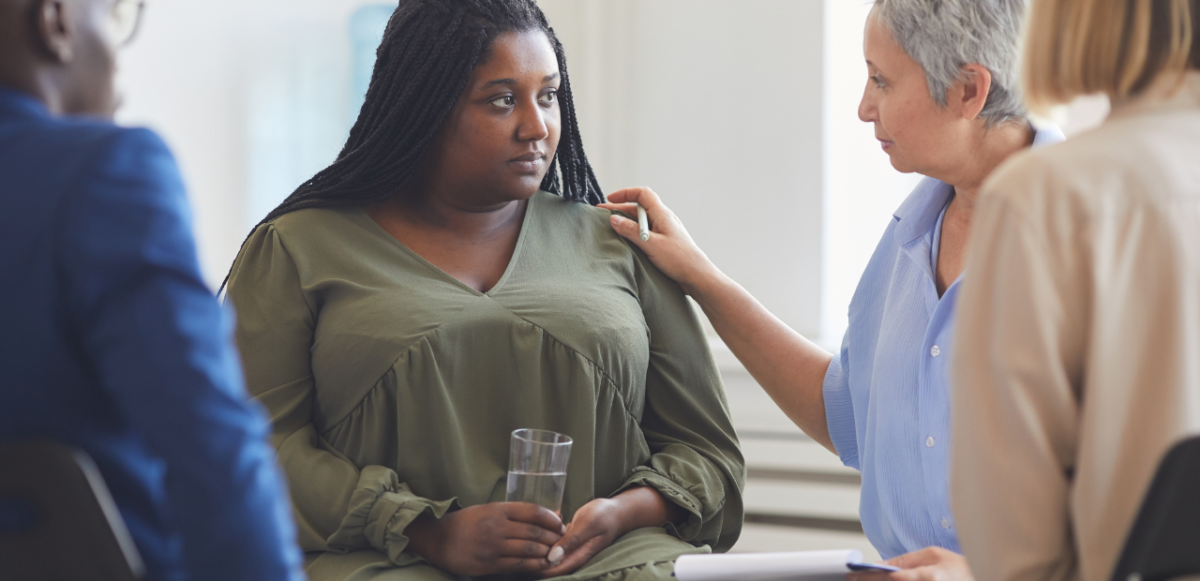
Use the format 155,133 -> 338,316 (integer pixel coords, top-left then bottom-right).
111,0 -> 145,47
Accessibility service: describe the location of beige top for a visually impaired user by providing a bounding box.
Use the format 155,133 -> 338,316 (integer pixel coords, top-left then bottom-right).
951,71 -> 1200,581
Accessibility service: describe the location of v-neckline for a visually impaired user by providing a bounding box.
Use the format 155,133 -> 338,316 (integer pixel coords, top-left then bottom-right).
354,194 -> 536,297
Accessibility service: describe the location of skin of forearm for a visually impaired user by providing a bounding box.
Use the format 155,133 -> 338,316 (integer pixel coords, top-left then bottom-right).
403,512 -> 444,562
614,486 -> 686,532
689,268 -> 836,453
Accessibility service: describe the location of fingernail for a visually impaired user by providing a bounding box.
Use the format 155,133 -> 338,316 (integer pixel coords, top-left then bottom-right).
610,215 -> 622,226
548,546 -> 564,565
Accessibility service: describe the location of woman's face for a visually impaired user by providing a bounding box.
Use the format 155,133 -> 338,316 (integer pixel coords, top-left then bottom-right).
421,30 -> 562,207
857,10 -> 963,176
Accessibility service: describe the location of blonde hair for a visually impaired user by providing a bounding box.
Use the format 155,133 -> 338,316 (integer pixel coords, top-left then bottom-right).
1024,0 -> 1198,111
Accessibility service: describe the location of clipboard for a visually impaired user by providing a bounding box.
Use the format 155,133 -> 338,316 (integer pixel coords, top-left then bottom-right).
674,549 -> 899,581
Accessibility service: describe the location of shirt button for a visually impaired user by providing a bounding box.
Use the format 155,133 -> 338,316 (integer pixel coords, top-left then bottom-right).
930,345 -> 941,357
926,436 -> 936,447
941,517 -> 951,529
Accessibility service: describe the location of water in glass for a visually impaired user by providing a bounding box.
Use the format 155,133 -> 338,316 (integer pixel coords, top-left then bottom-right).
506,470 -> 567,512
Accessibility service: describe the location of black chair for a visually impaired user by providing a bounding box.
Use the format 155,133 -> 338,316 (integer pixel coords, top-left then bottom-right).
1111,435 -> 1200,581
0,440 -> 144,581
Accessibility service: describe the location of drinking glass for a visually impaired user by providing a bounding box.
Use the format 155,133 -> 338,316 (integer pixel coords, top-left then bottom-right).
506,429 -> 572,512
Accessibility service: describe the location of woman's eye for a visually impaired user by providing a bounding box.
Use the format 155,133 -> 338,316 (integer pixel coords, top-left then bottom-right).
540,90 -> 558,104
490,96 -> 516,107
870,75 -> 886,89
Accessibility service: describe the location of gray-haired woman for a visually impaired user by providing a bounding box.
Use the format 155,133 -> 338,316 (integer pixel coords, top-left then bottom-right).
599,0 -> 1061,578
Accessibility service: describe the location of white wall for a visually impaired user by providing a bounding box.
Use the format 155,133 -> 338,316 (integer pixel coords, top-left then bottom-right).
821,0 -> 924,348
116,0 -> 371,287
542,0 -> 826,339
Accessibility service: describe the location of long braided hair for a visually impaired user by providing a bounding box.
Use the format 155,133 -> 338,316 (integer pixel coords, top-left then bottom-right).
221,0 -> 601,292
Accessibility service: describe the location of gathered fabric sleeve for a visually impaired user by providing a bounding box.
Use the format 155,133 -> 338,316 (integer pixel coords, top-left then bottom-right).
950,185 -> 1086,581
227,224 -> 455,566
613,249 -> 746,553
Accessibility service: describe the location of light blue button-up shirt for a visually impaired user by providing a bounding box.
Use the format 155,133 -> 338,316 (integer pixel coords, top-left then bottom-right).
822,125 -> 1064,559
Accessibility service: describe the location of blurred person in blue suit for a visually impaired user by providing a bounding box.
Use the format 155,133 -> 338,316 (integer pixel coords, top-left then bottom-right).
0,0 -> 305,579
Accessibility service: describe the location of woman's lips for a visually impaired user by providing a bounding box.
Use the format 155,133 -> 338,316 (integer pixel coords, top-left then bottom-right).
509,153 -> 546,174
879,139 -> 894,151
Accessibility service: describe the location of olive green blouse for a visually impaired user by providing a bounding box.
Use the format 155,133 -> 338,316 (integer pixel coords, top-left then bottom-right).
226,191 -> 744,579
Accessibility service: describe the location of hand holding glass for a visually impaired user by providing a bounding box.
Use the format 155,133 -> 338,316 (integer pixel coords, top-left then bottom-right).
506,429 -> 572,513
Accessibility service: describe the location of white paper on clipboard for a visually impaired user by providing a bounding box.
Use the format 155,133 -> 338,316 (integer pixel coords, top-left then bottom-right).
673,549 -> 863,581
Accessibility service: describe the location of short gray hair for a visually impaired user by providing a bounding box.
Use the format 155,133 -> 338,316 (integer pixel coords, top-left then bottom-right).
874,0 -> 1028,125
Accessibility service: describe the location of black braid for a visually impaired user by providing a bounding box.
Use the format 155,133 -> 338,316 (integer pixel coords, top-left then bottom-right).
219,0 -> 602,293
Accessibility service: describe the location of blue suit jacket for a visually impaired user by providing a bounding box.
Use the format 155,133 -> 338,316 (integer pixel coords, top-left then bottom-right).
0,86 -> 304,581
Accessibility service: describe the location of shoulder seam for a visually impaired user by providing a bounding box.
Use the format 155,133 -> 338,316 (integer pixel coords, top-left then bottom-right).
234,223 -> 320,319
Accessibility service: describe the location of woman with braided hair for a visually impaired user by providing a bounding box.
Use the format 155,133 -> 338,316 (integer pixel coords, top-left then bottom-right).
223,1 -> 744,579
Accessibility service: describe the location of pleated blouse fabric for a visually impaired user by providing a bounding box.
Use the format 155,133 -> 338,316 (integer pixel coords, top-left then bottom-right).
225,190 -> 745,581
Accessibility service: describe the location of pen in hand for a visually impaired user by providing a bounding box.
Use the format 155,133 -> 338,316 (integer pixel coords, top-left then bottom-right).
637,204 -> 649,241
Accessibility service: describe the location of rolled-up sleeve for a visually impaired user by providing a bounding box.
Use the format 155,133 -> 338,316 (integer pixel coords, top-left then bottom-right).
613,246 -> 746,552
823,337 -> 859,471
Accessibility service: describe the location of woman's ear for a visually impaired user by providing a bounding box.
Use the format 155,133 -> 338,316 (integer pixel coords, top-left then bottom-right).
956,63 -> 993,121
36,0 -> 75,64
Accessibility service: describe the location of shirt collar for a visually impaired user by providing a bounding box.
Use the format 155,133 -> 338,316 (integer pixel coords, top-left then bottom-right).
0,85 -> 50,121
892,122 -> 1066,247
1030,122 -> 1066,147
892,177 -> 955,247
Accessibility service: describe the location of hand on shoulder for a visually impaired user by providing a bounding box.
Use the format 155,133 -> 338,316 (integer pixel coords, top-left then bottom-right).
599,187 -> 723,297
